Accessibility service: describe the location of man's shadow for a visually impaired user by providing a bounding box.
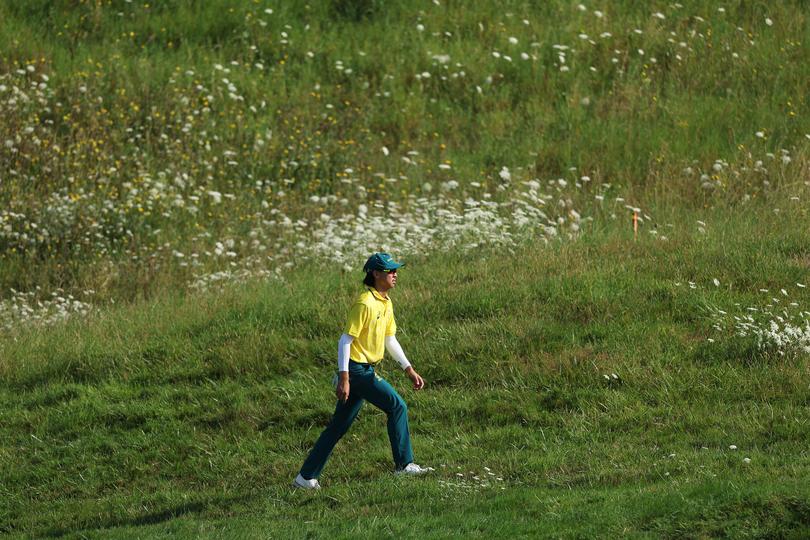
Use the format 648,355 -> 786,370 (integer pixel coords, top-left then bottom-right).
39,493 -> 255,538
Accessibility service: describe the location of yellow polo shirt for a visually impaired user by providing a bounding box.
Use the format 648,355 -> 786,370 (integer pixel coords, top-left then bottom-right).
345,287 -> 396,365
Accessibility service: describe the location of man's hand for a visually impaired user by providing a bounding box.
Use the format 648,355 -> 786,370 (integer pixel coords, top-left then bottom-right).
405,366 -> 425,390
336,372 -> 350,402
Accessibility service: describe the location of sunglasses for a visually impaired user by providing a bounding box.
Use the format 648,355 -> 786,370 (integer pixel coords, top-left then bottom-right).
381,269 -> 398,274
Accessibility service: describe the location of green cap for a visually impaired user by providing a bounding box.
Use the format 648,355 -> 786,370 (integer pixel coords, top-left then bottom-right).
363,252 -> 404,272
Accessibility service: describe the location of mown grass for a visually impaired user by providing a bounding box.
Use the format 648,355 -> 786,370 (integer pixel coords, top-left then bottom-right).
1,200 -> 808,537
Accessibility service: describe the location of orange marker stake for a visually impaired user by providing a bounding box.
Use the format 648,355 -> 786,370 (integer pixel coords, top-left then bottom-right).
633,211 -> 638,240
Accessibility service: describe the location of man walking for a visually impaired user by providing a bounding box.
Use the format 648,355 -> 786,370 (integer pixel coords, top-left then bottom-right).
293,253 -> 431,489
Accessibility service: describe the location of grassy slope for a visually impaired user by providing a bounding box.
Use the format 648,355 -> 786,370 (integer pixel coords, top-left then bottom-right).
1,203 -> 809,538
1,0 -> 809,537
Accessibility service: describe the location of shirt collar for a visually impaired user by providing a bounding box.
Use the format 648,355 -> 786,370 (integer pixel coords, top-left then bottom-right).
367,287 -> 390,302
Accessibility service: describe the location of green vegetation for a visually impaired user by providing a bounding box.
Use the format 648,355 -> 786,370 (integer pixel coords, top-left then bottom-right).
1,0 -> 808,301
1,0 -> 809,537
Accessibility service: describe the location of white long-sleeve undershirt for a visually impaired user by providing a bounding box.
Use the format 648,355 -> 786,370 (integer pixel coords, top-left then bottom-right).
337,333 -> 412,372
385,335 -> 412,371
337,333 -> 354,372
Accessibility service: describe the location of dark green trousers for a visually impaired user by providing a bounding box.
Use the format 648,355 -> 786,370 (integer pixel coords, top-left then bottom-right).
299,361 -> 414,479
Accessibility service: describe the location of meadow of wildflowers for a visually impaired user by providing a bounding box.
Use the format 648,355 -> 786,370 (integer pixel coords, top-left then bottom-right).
1,1 -> 809,537
1,0 -> 808,325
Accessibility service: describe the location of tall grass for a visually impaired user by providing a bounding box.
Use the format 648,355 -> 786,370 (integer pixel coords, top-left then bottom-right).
1,0 -> 808,306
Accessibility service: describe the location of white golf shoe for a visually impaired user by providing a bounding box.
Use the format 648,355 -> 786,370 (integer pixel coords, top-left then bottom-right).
395,463 -> 434,476
292,473 -> 321,490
